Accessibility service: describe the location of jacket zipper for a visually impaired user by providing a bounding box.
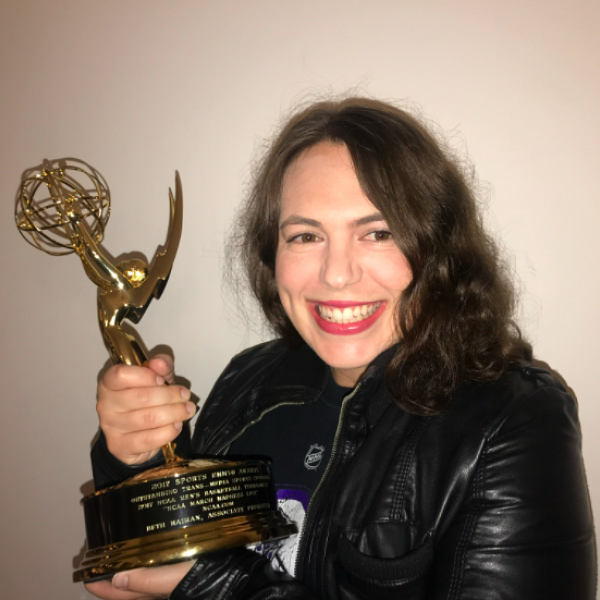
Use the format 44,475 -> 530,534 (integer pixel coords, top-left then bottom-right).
293,382 -> 362,579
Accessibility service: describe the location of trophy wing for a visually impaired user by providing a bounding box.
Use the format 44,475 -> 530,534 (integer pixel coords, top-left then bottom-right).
127,172 -> 183,323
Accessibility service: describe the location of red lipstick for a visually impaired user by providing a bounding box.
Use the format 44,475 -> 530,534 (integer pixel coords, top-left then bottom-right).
308,301 -> 387,335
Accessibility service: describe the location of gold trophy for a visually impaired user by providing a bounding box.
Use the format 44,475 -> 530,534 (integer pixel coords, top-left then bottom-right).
15,161 -> 296,583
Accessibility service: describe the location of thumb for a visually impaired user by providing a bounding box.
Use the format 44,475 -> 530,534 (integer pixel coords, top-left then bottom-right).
147,354 -> 176,384
111,562 -> 195,597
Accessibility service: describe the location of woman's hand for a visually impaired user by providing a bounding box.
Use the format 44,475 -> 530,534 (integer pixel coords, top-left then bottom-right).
97,355 -> 196,465
85,561 -> 196,600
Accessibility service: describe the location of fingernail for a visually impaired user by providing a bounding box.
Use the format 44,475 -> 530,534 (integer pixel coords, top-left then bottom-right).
112,573 -> 129,590
186,402 -> 196,415
180,388 -> 191,401
174,421 -> 183,432
156,375 -> 165,386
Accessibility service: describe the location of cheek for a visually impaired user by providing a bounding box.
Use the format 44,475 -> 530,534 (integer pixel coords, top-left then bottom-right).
274,242 -> 286,290
274,252 -> 300,313
394,261 -> 413,292
275,250 -> 317,298
274,251 -> 288,295
369,252 -> 413,296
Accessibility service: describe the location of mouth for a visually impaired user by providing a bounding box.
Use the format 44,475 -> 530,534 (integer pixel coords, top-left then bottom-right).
316,302 -> 381,324
308,301 -> 386,335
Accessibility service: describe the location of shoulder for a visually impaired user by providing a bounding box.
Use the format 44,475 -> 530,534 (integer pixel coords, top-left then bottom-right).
229,339 -> 288,365
439,365 -> 588,535
410,364 -> 583,486
425,366 -> 595,598
193,341 -> 327,452
446,364 -> 579,441
218,339 -> 327,394
415,364 -> 583,485
213,339 -> 289,390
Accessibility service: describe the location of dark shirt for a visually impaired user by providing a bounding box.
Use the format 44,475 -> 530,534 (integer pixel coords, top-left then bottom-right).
229,369 -> 351,510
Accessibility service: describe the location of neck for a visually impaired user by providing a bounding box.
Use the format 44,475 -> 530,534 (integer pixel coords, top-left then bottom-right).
331,366 -> 364,388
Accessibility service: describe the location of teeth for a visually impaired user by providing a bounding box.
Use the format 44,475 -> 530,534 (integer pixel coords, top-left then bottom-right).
317,302 -> 380,324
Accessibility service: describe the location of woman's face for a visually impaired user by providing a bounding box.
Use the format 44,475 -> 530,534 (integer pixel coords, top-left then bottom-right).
276,142 -> 412,387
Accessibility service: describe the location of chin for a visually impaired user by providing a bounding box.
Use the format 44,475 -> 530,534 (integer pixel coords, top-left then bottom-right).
312,339 -> 381,372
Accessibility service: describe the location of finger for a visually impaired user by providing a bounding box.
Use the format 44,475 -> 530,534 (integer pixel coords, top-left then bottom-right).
101,364 -> 165,393
101,403 -> 196,463
85,579 -> 155,600
107,421 -> 185,459
99,385 -> 193,419
147,354 -> 176,384
116,401 -> 195,433
112,562 -> 195,597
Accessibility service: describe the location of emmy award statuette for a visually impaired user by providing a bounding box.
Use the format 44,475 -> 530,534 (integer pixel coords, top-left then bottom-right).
15,162 -> 297,583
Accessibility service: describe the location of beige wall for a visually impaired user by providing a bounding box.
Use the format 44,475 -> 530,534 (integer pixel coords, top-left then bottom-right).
0,1 -> 598,597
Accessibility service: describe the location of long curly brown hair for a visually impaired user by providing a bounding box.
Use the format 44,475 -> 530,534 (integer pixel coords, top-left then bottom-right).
234,97 -> 532,415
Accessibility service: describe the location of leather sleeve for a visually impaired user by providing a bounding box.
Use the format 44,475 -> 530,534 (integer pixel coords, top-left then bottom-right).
428,385 -> 597,600
169,548 -> 320,600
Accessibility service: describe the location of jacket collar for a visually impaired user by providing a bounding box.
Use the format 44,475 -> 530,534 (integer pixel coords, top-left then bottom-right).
263,341 -> 399,426
263,341 -> 329,395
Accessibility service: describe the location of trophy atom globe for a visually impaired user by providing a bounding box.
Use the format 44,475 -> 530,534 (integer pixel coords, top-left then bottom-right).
15,161 -> 297,583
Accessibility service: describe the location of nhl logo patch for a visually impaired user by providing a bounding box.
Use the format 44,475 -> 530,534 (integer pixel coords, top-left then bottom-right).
304,444 -> 325,470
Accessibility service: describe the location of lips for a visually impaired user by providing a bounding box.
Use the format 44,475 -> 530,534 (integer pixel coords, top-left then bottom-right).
308,301 -> 387,335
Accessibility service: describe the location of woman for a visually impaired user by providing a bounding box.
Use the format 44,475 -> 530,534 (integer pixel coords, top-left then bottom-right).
87,98 -> 596,600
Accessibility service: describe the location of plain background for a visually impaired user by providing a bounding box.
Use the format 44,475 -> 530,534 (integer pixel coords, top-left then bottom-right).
0,1 -> 598,597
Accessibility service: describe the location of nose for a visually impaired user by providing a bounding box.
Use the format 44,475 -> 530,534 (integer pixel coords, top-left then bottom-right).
320,238 -> 361,289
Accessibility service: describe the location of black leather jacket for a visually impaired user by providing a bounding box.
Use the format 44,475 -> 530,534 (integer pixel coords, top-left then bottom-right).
92,341 -> 597,600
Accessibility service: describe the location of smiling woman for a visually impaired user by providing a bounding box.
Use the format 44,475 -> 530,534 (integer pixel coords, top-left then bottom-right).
87,98 -> 596,600
238,99 -> 532,414
276,142 -> 413,387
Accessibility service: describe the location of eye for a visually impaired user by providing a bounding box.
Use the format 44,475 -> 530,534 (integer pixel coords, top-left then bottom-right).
288,232 -> 319,244
366,230 -> 393,242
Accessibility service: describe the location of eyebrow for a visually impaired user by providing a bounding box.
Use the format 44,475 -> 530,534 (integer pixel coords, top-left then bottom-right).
354,212 -> 386,227
279,215 -> 321,230
279,212 -> 386,230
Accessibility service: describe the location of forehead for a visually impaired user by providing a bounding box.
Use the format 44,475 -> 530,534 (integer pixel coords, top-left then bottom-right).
281,142 -> 376,219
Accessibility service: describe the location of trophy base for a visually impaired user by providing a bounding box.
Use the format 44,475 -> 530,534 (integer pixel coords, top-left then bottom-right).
73,510 -> 296,582
74,457 -> 297,583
